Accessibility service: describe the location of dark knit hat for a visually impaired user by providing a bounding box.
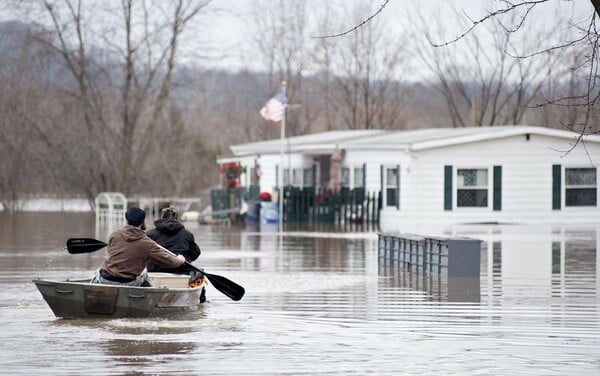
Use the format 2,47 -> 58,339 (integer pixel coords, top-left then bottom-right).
125,207 -> 146,227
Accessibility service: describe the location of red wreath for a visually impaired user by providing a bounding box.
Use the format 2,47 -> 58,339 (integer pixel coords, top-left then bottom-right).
219,162 -> 245,188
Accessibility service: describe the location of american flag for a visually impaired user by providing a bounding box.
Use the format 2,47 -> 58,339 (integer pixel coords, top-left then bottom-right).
259,89 -> 287,123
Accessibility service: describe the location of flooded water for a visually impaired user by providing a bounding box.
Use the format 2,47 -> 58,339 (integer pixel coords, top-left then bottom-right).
1,212 -> 599,375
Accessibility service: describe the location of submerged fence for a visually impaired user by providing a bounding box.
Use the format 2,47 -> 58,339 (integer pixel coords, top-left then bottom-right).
209,186 -> 381,225
378,233 -> 482,277
283,187 -> 381,224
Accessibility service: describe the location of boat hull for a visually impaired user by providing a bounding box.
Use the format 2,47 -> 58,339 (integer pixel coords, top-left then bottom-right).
33,274 -> 206,319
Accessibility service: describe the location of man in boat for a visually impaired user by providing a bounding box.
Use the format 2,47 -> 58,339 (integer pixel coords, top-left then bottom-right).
91,207 -> 186,286
146,206 -> 201,274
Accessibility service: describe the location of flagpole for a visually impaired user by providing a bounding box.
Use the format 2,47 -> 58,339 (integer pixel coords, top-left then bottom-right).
279,80 -> 286,232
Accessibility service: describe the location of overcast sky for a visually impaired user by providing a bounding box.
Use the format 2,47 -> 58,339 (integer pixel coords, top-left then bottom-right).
187,0 -> 594,73
6,1 -> 591,76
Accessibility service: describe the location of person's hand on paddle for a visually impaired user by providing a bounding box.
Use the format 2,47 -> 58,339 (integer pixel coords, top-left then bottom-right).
175,254 -> 185,265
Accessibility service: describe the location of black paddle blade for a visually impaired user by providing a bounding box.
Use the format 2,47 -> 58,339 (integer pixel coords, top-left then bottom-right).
66,238 -> 107,254
204,272 -> 245,301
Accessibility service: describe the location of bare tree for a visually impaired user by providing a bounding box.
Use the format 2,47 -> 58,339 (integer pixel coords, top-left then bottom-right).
312,4 -> 338,131
0,21 -> 69,210
251,0 -> 316,136
316,1 -> 600,142
416,10 -> 560,127
521,42 -> 590,129
8,0 -> 211,203
427,1 -> 600,150
326,3 -> 408,130
313,0 -> 390,39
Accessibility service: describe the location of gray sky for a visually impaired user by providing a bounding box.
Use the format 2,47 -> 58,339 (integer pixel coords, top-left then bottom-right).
190,0 -> 594,73
7,0 -> 590,76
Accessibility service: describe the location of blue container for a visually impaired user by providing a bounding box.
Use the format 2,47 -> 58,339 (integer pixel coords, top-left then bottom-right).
260,202 -> 279,224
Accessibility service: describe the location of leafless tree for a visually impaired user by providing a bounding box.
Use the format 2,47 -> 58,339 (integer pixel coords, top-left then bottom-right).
7,0 -> 212,203
251,0 -> 316,136
312,4 -> 338,131
323,3 -> 408,130
317,1 -> 599,141
427,1 -> 600,151
416,10 -> 560,127
313,0 -> 390,39
0,21 -> 68,210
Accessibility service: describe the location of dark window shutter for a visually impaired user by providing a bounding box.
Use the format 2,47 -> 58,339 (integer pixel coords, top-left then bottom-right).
312,165 -> 317,187
362,163 -> 366,190
552,164 -> 561,210
444,165 -> 452,211
380,164 -> 384,193
396,165 -> 400,210
493,165 -> 502,211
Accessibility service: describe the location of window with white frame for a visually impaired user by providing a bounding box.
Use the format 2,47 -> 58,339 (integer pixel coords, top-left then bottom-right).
292,169 -> 302,186
457,168 -> 488,207
565,168 -> 597,206
341,167 -> 350,187
354,167 -> 364,189
386,167 -> 399,207
303,168 -> 314,187
283,168 -> 290,186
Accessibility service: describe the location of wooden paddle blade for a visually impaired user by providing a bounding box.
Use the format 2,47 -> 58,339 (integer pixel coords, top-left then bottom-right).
204,272 -> 245,301
66,238 -> 107,254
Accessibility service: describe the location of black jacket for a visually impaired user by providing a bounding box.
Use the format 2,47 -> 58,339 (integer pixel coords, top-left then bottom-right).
146,218 -> 201,273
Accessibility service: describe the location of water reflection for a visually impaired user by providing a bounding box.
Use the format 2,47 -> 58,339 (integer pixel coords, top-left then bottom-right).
473,226 -> 600,299
0,212 -> 95,251
102,338 -> 195,358
378,263 -> 481,302
1,213 -> 600,375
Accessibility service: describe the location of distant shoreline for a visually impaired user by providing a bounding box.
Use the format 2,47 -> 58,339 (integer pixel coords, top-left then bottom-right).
0,198 -> 92,212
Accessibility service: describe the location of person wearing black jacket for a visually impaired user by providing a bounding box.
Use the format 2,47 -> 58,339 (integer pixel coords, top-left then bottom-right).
146,207 -> 201,274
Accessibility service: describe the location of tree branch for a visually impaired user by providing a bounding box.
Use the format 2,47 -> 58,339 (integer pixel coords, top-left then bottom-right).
312,0 -> 389,39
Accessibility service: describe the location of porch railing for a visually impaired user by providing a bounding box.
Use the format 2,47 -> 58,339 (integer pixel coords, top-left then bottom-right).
209,186 -> 381,224
283,186 -> 381,224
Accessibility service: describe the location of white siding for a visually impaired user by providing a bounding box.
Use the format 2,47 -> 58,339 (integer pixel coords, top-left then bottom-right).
257,154 -> 280,193
221,127 -> 600,228
254,153 -> 317,194
381,134 -> 600,230
344,150 -> 412,192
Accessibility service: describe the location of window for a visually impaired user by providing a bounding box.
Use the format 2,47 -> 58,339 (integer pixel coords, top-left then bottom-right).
457,168 -> 488,207
354,167 -> 364,189
281,167 -> 314,187
292,169 -> 302,186
341,167 -> 350,187
283,168 -> 290,186
386,167 -> 399,207
303,168 -> 314,187
565,168 -> 597,206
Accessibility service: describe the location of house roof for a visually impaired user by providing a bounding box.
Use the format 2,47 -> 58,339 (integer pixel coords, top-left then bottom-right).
229,129 -> 386,156
226,126 -> 600,157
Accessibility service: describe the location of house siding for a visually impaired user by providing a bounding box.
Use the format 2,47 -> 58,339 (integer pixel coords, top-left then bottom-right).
220,127 -> 600,229
379,134 -> 600,231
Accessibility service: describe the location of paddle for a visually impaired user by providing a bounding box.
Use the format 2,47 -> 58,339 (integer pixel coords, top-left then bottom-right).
66,238 -> 245,301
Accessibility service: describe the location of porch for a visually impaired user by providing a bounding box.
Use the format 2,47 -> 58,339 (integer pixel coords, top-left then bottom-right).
209,186 -> 381,225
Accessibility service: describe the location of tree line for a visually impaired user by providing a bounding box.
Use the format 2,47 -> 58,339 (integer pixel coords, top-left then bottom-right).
0,1 -> 595,210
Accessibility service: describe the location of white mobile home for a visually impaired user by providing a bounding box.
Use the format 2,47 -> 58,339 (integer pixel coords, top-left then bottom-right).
217,126 -> 600,229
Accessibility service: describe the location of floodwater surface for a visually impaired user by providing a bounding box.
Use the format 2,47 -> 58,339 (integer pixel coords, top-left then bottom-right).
0,212 -> 599,375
